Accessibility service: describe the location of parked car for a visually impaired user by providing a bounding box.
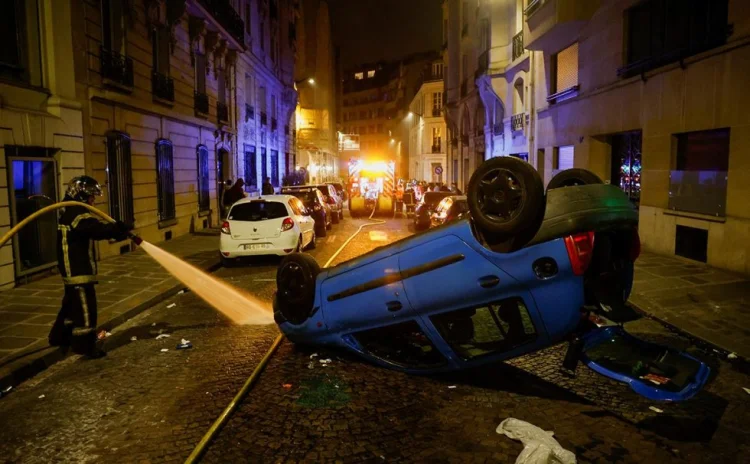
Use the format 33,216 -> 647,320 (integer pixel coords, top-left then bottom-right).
280,186 -> 333,237
272,158 -> 710,402
326,181 -> 347,204
286,184 -> 343,224
219,195 -> 316,266
430,195 -> 469,228
413,191 -> 452,230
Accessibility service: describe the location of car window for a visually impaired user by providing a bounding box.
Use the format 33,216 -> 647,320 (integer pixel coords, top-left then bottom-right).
422,192 -> 451,207
229,201 -> 288,221
286,191 -> 317,206
351,320 -> 446,369
436,197 -> 452,213
429,298 -> 537,361
287,197 -> 303,215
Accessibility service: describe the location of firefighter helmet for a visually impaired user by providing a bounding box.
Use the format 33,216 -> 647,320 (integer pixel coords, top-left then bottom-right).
65,176 -> 103,202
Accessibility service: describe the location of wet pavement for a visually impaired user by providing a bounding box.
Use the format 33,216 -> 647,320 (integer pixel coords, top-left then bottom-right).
0,216 -> 748,463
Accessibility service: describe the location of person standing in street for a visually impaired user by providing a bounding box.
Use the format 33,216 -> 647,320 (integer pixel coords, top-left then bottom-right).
223,178 -> 247,207
49,176 -> 133,359
262,177 -> 275,195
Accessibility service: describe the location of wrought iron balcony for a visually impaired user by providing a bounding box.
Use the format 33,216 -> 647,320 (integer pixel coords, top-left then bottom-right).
152,71 -> 174,102
194,91 -> 209,115
511,113 -> 525,132
197,0 -> 245,45
271,118 -> 278,131
217,101 -> 229,123
431,143 -> 442,154
245,104 -> 255,121
260,111 -> 267,126
512,31 -> 524,61
100,46 -> 134,89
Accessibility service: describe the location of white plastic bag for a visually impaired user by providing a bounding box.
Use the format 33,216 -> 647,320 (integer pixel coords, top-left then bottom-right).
496,418 -> 576,464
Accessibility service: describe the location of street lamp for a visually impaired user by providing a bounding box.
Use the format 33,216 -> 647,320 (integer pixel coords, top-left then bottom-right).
295,77 -> 315,85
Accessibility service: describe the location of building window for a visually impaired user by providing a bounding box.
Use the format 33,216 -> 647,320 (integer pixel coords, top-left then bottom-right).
245,0 -> 252,36
260,19 -> 265,50
259,85 -> 267,124
152,27 -> 174,101
669,128 -> 730,217
245,145 -> 257,189
367,70 -> 375,78
197,145 -> 210,211
260,147 -> 267,182
195,53 -> 207,94
155,139 -> 176,222
620,0 -> 729,78
432,127 -> 442,152
433,92 -> 443,112
0,0 -> 43,86
461,1 -> 469,35
106,131 -> 134,223
271,150 -> 279,187
549,42 -> 578,103
244,74 -> 254,120
554,145 -> 574,171
432,62 -> 444,79
354,72 -> 364,80
102,0 -> 126,55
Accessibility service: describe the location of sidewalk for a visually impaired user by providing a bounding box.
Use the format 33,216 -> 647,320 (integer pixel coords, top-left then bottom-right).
0,233 -> 221,389
630,251 -> 750,358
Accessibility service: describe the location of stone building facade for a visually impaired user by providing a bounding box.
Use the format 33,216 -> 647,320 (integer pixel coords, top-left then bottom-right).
408,59 -> 447,182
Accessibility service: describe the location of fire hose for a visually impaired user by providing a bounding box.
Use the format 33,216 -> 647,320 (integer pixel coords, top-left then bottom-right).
0,201 -> 142,250
186,206 -> 386,463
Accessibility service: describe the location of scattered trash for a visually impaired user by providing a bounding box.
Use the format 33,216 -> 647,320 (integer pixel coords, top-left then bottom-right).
727,352 -> 738,360
166,303 -> 177,309
282,384 -> 293,389
97,330 -> 112,340
448,385 -> 457,389
496,418 -> 576,464
130,336 -> 137,342
307,362 -> 315,369
151,323 -> 156,327
319,358 -> 332,364
176,339 -> 192,350
38,394 -> 45,399
155,334 -> 171,340
310,353 -> 319,359
161,348 -> 169,352
649,406 -> 664,413
177,290 -> 185,295
742,387 -> 750,395
0,386 -> 13,399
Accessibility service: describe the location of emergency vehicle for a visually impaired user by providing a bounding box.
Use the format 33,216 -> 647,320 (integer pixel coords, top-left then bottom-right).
347,159 -> 396,217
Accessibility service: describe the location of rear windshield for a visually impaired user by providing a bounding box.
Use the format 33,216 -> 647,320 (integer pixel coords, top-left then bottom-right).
423,192 -> 451,206
286,191 -> 318,206
329,183 -> 343,193
229,201 -> 288,221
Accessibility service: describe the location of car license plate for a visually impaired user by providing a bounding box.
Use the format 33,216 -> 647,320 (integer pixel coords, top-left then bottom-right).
244,244 -> 269,250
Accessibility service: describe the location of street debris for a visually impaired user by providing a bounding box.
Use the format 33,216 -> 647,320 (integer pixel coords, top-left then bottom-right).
161,348 -> 169,352
130,336 -> 137,342
496,418 -> 576,464
97,330 -> 112,340
307,361 -> 315,369
177,290 -> 185,295
166,303 -> 177,309
0,386 -> 12,398
282,384 -> 293,389
176,339 -> 192,350
310,353 -> 319,359
742,387 -> 750,395
155,334 -> 171,340
649,406 -> 664,413
38,395 -> 45,399
727,352 -> 738,360
319,358 -> 332,364
447,385 -> 457,389
152,323 -> 156,326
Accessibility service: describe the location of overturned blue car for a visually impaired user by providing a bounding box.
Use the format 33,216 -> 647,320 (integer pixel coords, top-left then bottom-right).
273,157 -> 710,402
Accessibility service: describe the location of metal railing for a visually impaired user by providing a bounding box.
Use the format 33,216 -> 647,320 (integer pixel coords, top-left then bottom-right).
217,101 -> 229,123
512,31 -> 524,61
197,0 -> 245,44
511,113 -> 524,132
152,71 -> 174,102
194,92 -> 209,114
100,46 -> 133,88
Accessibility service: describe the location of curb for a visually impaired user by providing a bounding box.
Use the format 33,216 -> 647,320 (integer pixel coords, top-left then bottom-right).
0,259 -> 223,394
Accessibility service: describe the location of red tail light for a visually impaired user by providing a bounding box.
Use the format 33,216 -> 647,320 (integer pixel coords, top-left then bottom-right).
630,229 -> 641,262
221,221 -> 231,235
281,217 -> 295,232
564,231 -> 595,276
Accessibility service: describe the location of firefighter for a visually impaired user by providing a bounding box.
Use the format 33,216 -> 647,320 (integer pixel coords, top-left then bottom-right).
49,176 -> 134,358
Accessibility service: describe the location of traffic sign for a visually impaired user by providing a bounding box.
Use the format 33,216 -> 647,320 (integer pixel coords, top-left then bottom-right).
434,165 -> 443,175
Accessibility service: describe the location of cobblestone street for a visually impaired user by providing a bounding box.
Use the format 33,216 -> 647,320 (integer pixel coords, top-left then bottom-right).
0,216 -> 748,463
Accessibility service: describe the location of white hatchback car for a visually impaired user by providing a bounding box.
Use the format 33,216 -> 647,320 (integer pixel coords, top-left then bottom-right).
220,195 -> 316,265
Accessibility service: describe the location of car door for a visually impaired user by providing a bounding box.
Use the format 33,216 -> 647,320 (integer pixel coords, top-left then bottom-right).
398,234 -> 550,365
288,197 -> 314,245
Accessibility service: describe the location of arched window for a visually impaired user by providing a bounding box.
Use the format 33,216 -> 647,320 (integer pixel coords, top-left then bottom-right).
155,139 -> 175,222
513,78 -> 525,114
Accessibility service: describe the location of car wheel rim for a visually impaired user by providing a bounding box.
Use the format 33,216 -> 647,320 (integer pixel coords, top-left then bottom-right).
477,168 -> 525,223
278,262 -> 307,303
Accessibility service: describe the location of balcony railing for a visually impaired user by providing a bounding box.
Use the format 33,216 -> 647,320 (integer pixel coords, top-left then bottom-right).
194,92 -> 209,115
245,103 -> 255,121
432,107 -> 442,117
260,111 -> 267,126
217,101 -> 229,123
512,31 -> 524,61
668,170 -> 727,217
524,0 -> 543,17
100,46 -> 133,89
197,0 -> 245,45
460,79 -> 467,97
511,113 -> 524,132
431,143 -> 442,153
271,118 -> 278,131
152,71 -> 174,102
477,50 -> 489,77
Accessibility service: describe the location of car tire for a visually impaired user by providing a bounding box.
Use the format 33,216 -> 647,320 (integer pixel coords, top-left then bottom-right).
331,211 -> 340,224
306,231 -> 317,250
221,255 -> 237,267
467,156 -> 545,241
316,224 -> 327,238
547,168 -> 603,190
275,253 -> 321,325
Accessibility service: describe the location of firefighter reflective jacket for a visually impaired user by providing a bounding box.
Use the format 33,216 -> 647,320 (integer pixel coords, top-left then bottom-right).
56,201 -> 124,285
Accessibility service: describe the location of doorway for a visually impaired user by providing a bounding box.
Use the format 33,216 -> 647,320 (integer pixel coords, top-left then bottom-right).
610,131 -> 642,207
217,148 -> 230,218
7,147 -> 59,277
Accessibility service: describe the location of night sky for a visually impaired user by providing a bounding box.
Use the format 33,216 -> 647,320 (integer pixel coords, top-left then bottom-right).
328,0 -> 442,68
